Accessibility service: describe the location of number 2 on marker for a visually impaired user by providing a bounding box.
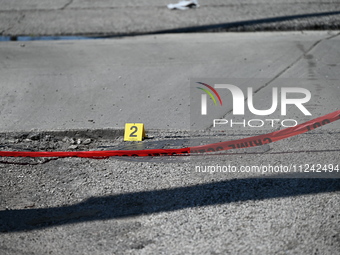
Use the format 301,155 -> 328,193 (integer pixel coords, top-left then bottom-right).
129,126 -> 138,137
124,123 -> 145,141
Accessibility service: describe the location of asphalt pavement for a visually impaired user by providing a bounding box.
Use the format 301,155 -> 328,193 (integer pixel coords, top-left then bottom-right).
0,1 -> 339,255
1,0 -> 340,37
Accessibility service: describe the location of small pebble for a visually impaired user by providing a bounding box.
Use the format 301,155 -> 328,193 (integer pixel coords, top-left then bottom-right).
83,138 -> 92,145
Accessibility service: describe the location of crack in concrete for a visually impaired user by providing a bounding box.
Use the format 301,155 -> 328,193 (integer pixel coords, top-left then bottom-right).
258,32 -> 340,87
1,12 -> 25,35
61,0 -> 74,10
327,31 -> 340,40
1,25 -> 14,35
207,32 -> 340,131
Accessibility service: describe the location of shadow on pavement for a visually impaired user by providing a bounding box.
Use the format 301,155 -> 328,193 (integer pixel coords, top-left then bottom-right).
1,176 -> 339,232
153,11 -> 340,34
1,11 -> 340,41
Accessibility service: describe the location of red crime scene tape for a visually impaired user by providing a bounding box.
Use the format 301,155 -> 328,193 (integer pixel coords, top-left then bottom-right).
0,110 -> 339,158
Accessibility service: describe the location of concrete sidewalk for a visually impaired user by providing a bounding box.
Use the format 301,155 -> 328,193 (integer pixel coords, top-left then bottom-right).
1,0 -> 340,37
0,31 -> 339,132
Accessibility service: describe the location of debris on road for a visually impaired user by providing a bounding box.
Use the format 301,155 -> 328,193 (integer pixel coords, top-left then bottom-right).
167,0 -> 199,10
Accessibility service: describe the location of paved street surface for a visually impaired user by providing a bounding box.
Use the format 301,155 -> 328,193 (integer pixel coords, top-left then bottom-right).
0,1 -> 339,255
1,0 -> 340,36
0,31 -> 339,255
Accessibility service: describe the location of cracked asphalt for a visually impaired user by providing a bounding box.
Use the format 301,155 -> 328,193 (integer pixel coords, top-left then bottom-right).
0,130 -> 339,254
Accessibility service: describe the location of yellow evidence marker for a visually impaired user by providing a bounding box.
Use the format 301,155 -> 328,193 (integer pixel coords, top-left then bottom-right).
124,123 -> 146,141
